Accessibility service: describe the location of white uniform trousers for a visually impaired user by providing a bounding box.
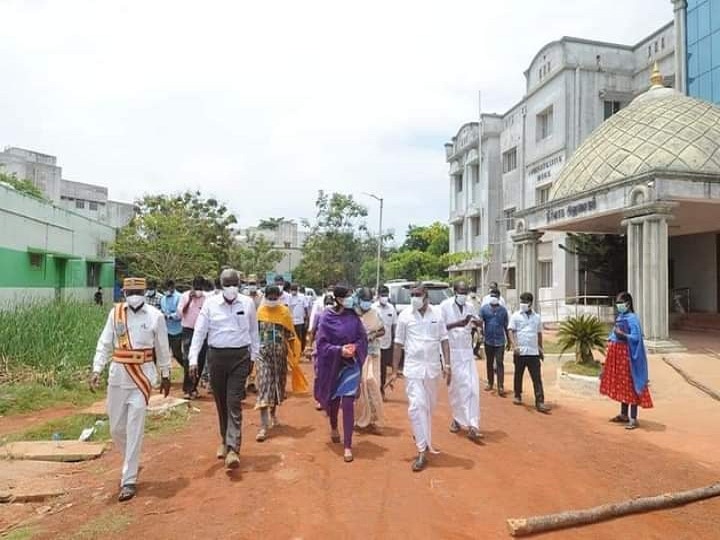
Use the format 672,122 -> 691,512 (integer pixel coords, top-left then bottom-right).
107,385 -> 147,487
405,374 -> 442,452
448,347 -> 480,430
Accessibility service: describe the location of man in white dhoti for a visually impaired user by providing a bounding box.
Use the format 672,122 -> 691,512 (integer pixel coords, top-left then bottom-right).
440,281 -> 483,442
390,283 -> 451,472
90,277 -> 172,502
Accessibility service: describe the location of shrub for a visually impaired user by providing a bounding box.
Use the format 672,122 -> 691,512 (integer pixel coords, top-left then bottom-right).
557,314 -> 607,365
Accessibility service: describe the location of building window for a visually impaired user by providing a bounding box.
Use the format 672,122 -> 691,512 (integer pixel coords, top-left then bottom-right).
454,223 -> 464,241
76,199 -> 85,209
536,106 -> 554,141
472,217 -> 481,237
540,261 -> 553,288
603,100 -> 623,120
661,37 -> 665,49
504,208 -> 516,231
537,185 -> 551,205
89,201 -> 98,211
29,253 -> 44,268
502,147 -> 518,173
87,262 -> 101,287
506,267 -> 516,289
473,165 -> 480,184
455,176 -> 463,193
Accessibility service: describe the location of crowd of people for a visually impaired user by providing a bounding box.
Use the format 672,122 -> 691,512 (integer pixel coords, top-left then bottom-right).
90,273 -> 652,502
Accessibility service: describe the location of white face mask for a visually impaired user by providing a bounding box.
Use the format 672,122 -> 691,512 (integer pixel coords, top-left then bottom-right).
223,286 -> 239,301
379,296 -> 389,306
519,303 -> 530,313
411,296 -> 425,311
126,295 -> 144,309
265,299 -> 280,307
455,294 -> 467,306
489,297 -> 500,306
146,289 -> 156,296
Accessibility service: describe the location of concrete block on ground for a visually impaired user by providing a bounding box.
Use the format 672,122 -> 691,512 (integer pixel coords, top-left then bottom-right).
0,441 -> 106,462
0,460 -> 71,503
147,395 -> 188,415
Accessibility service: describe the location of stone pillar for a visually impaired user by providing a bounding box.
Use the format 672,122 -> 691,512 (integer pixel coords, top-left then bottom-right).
512,229 -> 544,311
672,0 -> 688,94
622,203 -> 676,350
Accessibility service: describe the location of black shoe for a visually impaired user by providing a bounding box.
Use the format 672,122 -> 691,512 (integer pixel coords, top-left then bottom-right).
498,388 -> 506,398
118,484 -> 137,502
513,396 -> 522,405
536,403 -> 551,414
449,420 -> 461,433
412,452 -> 428,472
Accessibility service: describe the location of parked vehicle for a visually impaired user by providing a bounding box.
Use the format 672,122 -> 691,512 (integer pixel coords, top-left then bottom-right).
384,280 -> 453,313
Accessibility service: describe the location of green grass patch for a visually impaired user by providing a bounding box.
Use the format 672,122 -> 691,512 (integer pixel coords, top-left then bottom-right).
0,382 -> 102,416
3,407 -> 193,443
68,508 -> 132,540
562,360 -> 602,377
1,526 -> 36,540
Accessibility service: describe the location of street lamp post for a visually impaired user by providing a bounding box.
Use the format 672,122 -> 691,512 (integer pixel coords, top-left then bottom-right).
362,192 -> 384,294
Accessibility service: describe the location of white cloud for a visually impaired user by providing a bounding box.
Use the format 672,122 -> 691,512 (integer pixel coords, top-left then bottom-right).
0,0 -> 673,243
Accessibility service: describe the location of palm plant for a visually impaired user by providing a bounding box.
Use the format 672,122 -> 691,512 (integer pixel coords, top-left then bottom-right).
557,314 -> 607,365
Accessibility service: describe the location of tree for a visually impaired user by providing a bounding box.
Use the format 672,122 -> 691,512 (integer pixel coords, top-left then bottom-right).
229,233 -> 284,277
0,172 -> 47,201
112,191 -> 237,284
257,217 -> 287,230
560,233 -> 627,296
557,314 -> 607,364
402,222 -> 449,256
293,191 -> 369,289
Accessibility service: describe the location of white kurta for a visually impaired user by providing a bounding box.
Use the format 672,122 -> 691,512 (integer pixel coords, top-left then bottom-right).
440,298 -> 480,430
92,303 -> 172,486
395,305 -> 448,452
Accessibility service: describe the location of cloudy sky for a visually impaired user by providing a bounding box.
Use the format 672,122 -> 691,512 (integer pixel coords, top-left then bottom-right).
0,0 -> 672,243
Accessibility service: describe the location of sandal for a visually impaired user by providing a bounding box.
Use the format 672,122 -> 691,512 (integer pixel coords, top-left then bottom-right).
330,430 -> 341,444
343,449 -> 354,463
610,415 -> 629,423
625,419 -> 639,430
118,484 -> 137,502
256,428 -> 267,442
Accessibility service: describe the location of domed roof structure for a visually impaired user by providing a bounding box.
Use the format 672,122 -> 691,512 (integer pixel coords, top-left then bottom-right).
550,67 -> 720,201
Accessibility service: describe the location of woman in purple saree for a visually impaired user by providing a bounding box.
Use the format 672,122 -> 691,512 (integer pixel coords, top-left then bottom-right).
315,285 -> 368,462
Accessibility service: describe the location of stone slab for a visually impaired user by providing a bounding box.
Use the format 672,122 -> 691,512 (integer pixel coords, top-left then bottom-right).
83,394 -> 188,416
0,441 -> 106,462
0,460 -> 71,503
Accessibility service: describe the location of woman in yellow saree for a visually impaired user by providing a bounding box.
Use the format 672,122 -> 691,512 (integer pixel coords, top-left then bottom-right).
255,286 -> 309,442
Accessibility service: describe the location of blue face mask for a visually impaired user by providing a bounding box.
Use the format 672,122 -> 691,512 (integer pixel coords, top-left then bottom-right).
342,297 -> 355,309
359,300 -> 373,311
616,303 -> 628,314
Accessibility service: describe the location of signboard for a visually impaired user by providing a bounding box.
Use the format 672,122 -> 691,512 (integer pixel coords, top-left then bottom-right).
546,196 -> 597,223
527,152 -> 564,184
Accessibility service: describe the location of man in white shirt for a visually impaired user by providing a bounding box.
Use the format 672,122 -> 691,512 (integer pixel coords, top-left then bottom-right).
90,277 -> 172,502
440,281 -> 483,441
481,281 -> 507,308
288,283 -> 309,349
508,291 -> 550,414
189,269 -> 260,470
273,275 -> 291,306
372,285 -> 397,401
391,283 -> 451,472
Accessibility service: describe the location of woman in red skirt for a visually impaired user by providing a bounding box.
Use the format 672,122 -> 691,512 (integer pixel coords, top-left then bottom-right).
599,291 -> 653,430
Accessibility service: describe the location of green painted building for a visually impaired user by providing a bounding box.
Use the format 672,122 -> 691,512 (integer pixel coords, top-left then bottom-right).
0,182 -> 116,304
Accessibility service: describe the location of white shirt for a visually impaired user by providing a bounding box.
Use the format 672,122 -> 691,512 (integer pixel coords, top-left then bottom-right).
92,304 -> 172,388
308,296 -> 327,331
508,310 -> 542,356
279,291 -> 291,306
188,294 -> 260,365
288,293 -> 307,324
440,297 -> 476,351
372,301 -> 398,350
481,294 -> 507,308
394,305 -> 448,380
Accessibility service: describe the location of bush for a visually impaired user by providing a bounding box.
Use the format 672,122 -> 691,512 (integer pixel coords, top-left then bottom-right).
557,314 -> 607,365
0,300 -> 108,387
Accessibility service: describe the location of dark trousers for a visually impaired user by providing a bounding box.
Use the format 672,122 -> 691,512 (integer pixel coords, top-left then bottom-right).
621,402 -> 639,419
294,323 -> 307,350
380,347 -> 393,396
207,346 -> 252,451
513,354 -> 545,405
484,344 -> 505,389
181,327 -> 207,394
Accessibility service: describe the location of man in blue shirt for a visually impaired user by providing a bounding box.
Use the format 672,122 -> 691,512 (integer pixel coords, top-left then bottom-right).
160,279 -> 184,391
479,289 -> 510,397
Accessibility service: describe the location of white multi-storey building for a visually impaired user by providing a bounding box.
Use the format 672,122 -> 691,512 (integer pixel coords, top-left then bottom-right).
447,21 -> 676,314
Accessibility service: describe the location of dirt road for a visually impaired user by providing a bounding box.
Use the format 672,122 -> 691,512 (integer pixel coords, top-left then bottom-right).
9,364 -> 720,539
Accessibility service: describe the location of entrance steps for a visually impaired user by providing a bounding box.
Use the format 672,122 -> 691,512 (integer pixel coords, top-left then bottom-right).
673,313 -> 720,332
